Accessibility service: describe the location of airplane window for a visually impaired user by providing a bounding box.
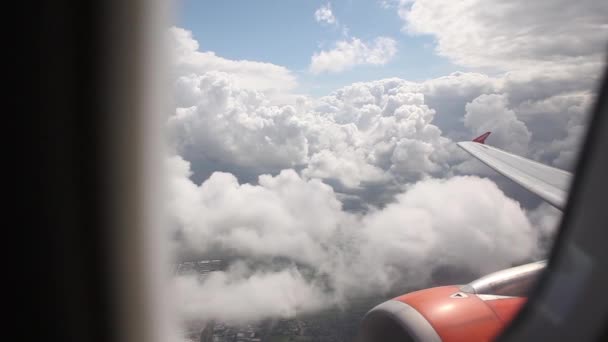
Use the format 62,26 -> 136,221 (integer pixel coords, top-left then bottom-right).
167,1 -> 608,341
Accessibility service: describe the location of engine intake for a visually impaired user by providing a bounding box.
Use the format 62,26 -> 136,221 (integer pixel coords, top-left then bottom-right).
358,300 -> 442,342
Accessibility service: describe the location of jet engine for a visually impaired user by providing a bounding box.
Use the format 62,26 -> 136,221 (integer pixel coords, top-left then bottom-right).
358,261 -> 545,342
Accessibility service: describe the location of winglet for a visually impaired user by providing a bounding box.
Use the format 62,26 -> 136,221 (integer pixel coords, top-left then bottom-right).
472,132 -> 491,144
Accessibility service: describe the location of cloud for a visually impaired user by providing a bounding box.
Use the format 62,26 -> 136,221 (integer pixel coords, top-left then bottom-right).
169,27 -> 297,95
176,264 -> 330,324
168,72 -> 310,181
169,156 -> 539,322
414,70 -> 597,170
464,93 -> 531,155
167,62 -> 593,210
400,0 -> 608,71
168,71 -> 462,193
309,37 -> 398,74
527,202 -> 562,253
170,23 -> 603,191
314,3 -> 337,25
378,0 -> 399,9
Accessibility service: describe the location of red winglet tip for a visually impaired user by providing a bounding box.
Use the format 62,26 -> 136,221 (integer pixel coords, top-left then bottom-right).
472,132 -> 491,144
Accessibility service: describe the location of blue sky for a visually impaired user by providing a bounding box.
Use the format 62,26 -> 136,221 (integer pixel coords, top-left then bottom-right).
175,0 -> 460,95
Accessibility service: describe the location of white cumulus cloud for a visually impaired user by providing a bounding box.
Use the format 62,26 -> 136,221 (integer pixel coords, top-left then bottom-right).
168,71 -> 462,194
314,3 -> 337,25
464,93 -> 531,155
176,264 -> 330,324
169,27 -> 297,95
400,0 -> 608,71
169,156 -> 539,322
309,37 -> 398,74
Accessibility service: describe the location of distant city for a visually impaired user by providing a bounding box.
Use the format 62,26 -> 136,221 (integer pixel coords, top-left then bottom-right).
175,259 -> 391,342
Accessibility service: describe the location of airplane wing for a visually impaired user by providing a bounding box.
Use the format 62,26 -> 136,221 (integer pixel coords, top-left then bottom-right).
457,132 -> 572,210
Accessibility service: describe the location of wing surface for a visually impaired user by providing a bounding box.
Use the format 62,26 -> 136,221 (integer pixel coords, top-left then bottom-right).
457,134 -> 571,210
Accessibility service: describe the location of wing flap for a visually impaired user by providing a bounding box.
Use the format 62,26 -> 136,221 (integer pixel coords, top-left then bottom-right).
457,141 -> 572,210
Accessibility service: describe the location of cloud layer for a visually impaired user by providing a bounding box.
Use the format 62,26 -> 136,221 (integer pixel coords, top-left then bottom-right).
170,157 -> 538,322
168,70 -> 462,195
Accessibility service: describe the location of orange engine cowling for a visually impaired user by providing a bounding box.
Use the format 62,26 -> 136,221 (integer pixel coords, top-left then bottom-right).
357,261 -> 547,342
358,286 -> 526,342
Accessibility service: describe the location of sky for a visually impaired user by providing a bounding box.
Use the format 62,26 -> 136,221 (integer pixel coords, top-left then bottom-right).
176,0 -> 459,95
168,0 -> 608,327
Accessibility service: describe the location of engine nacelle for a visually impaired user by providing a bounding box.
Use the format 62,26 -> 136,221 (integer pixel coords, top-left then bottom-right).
358,261 -> 545,341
